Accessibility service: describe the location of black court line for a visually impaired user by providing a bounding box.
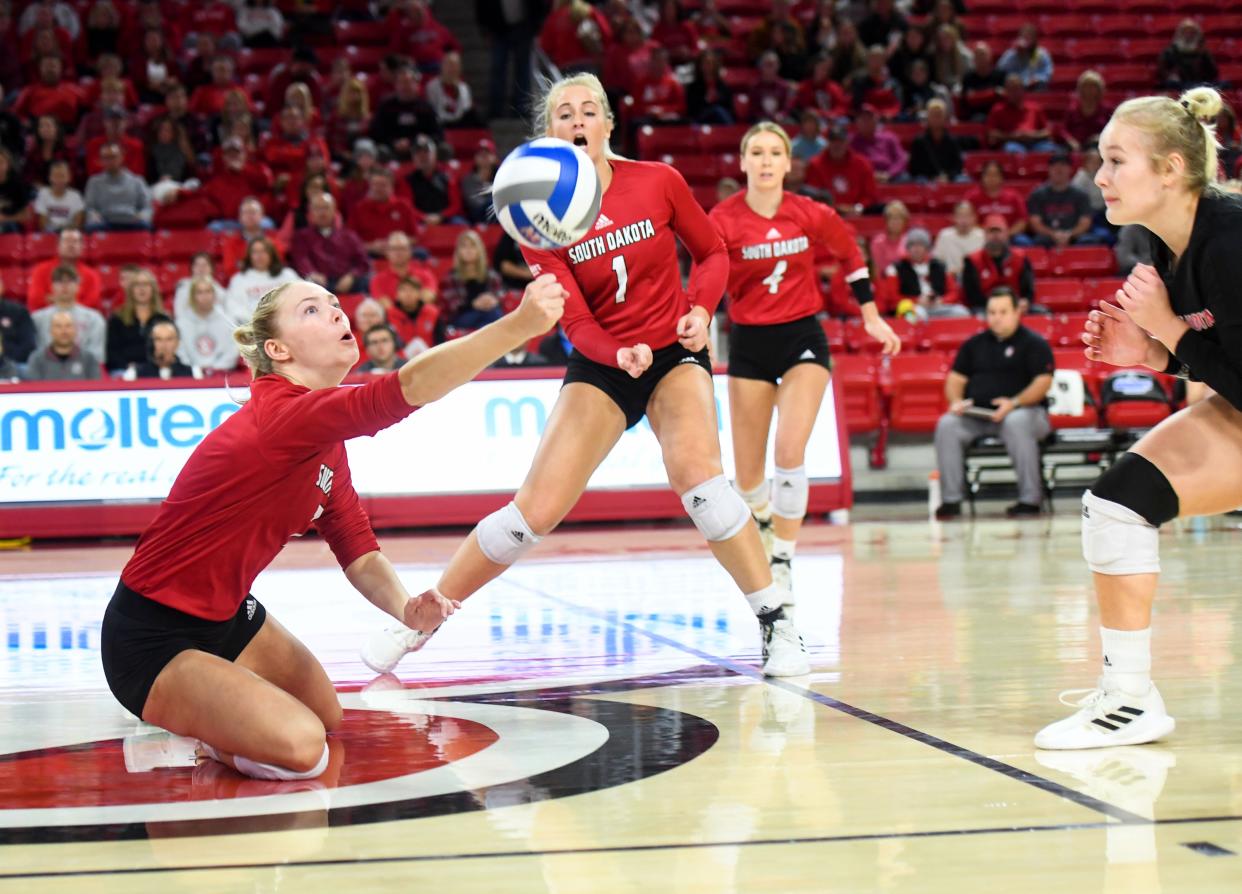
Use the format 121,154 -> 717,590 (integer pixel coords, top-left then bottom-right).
7,816 -> 1242,880
504,580 -> 1152,826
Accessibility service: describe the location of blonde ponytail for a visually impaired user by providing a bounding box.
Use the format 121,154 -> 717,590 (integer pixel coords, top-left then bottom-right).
1112,86 -> 1226,194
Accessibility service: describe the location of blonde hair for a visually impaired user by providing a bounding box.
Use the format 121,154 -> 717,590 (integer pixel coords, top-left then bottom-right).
884,200 -> 910,221
233,281 -> 296,378
452,229 -> 489,282
1077,69 -> 1105,95
336,77 -> 370,118
1111,86 -> 1224,194
531,72 -> 621,159
740,121 -> 792,157
188,275 -> 216,312
116,269 -> 165,326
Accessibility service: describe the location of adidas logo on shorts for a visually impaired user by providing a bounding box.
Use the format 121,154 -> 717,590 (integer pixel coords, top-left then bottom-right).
799,349 -> 815,360
245,597 -> 257,621
678,356 -> 700,365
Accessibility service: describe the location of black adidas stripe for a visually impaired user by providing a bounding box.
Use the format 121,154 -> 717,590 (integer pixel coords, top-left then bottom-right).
1104,713 -> 1134,725
1117,705 -> 1144,716
1092,718 -> 1120,730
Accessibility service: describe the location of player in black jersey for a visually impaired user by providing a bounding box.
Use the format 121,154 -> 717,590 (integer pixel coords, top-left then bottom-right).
1037,86 -> 1242,749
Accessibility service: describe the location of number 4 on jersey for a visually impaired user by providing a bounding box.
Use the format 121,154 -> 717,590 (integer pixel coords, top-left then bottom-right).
762,260 -> 787,295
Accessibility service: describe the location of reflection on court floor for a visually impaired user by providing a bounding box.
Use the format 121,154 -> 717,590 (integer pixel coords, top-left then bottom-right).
1,518 -> 1241,892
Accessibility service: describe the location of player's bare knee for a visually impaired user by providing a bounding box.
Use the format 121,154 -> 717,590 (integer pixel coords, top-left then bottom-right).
773,445 -> 806,470
283,719 -> 328,773
667,461 -> 723,497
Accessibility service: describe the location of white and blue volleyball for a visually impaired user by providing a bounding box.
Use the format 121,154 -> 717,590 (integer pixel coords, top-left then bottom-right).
493,137 -> 602,250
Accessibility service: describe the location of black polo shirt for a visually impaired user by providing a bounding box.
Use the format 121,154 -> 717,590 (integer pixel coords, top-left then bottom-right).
951,324 -> 1054,407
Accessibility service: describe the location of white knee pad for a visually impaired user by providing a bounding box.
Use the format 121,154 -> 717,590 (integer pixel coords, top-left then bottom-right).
476,501 -> 542,565
771,465 -> 809,520
1081,490 -> 1160,575
737,479 -> 771,512
683,474 -> 751,542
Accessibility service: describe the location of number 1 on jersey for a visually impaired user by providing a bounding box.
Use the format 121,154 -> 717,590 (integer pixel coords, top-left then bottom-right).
762,260 -> 787,295
612,255 -> 629,304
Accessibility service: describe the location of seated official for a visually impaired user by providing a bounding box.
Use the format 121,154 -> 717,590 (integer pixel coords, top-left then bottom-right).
933,287 -> 1054,519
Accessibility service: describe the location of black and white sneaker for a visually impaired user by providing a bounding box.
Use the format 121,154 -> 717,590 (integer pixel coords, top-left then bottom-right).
755,515 -> 775,562
760,610 -> 810,677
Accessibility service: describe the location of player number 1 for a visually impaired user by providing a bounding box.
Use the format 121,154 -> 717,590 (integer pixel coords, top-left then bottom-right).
612,255 -> 629,304
762,260 -> 787,295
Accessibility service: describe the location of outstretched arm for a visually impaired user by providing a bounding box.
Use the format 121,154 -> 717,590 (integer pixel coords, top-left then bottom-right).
345,551 -> 460,631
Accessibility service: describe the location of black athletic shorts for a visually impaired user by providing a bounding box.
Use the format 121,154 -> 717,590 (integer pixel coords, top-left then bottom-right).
727,314 -> 831,384
564,342 -> 712,429
100,580 -> 267,719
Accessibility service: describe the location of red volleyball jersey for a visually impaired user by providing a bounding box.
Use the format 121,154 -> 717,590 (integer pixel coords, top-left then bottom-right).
521,159 -> 728,367
122,372 -> 416,621
710,190 -> 869,326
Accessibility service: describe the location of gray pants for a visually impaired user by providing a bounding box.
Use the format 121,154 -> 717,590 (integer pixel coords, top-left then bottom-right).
934,407 -> 1052,504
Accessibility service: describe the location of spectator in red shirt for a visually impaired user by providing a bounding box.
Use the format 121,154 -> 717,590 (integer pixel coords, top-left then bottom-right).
540,0 -> 612,74
187,1 -> 238,45
82,54 -> 139,110
202,136 -> 275,223
219,196 -> 283,276
1058,69 -> 1111,153
651,0 -> 699,65
75,78 -> 129,146
27,228 -> 104,311
387,0 -> 462,74
602,19 -> 658,100
964,159 -> 1029,238
986,73 -> 1057,153
805,120 -> 878,215
850,45 -> 903,118
425,51 -> 479,129
349,168 -> 423,255
388,275 -> 441,355
748,51 -> 795,123
84,110 -> 147,179
289,193 -> 371,294
371,230 -> 438,308
21,24 -> 75,82
262,106 -> 331,196
12,56 -> 82,128
795,56 -> 850,123
267,47 -> 324,114
630,47 -> 686,124
189,55 -> 243,118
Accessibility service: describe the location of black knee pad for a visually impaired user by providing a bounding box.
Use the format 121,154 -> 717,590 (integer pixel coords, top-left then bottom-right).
1089,452 -> 1179,526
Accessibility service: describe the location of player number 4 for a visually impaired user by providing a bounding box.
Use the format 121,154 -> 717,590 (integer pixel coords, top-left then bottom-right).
612,255 -> 629,304
762,260 -> 787,295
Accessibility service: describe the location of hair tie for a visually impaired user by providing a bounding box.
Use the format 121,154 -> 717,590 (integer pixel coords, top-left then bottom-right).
1180,99 -> 1192,113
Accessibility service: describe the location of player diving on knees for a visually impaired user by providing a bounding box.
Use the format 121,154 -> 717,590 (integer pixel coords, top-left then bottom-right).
102,276 -> 566,780
363,73 -> 812,679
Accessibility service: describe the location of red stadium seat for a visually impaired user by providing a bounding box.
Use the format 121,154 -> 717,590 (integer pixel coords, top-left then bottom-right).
821,317 -> 846,354
442,129 -> 494,160
1022,314 -> 1056,343
1037,13 -> 1096,37
0,265 -> 26,302
153,261 -> 183,297
923,182 -> 974,213
0,233 -> 24,265
888,352 -> 952,433
1099,64 -> 1155,90
636,125 -> 697,158
24,232 -> 58,262
420,223 -> 469,257
921,316 -> 984,353
344,45 -> 387,72
963,151 -> 1019,179
875,182 -> 931,212
1052,312 -> 1091,348
476,224 -> 502,254
1122,37 -> 1166,60
846,316 -> 919,353
1037,279 -> 1087,313
86,231 -> 153,264
696,124 -> 750,154
95,264 -> 124,308
153,229 -> 220,263
334,19 -> 389,46
1099,368 -> 1175,429
831,353 -> 884,434
692,184 -> 718,210
1024,247 -> 1052,276
1083,278 -> 1125,309
1050,246 -> 1115,277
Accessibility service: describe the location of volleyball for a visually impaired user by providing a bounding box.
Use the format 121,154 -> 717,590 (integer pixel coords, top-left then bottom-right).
492,137 -> 602,250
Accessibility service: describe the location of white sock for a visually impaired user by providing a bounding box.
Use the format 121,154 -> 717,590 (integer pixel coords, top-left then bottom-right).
738,481 -> 772,523
745,582 -> 783,616
199,741 -> 330,781
1101,626 -> 1152,695
772,537 -> 796,561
